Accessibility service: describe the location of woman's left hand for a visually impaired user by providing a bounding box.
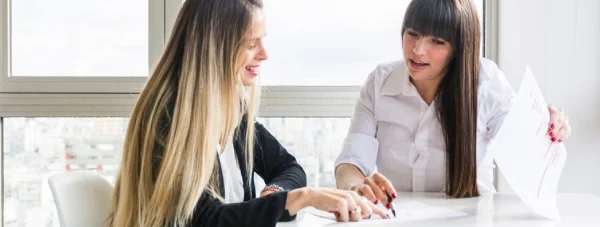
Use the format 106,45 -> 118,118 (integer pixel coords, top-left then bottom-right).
548,104 -> 572,143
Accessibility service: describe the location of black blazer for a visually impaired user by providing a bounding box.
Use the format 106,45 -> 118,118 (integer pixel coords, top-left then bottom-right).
185,115 -> 307,226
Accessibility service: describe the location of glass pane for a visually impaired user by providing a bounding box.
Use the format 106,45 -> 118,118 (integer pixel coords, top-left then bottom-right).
3,117 -> 128,226
258,0 -> 485,86
3,117 -> 350,225
10,0 -> 148,77
257,118 -> 350,187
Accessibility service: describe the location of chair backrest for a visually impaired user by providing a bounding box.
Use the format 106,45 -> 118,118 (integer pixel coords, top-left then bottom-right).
48,171 -> 114,227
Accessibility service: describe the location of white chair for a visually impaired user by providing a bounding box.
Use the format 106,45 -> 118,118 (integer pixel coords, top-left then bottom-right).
48,171 -> 114,227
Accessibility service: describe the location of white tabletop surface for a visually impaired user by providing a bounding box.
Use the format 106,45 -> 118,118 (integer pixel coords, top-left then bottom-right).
277,192 -> 600,227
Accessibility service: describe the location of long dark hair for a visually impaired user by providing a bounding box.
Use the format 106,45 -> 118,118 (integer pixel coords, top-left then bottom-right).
402,0 -> 481,198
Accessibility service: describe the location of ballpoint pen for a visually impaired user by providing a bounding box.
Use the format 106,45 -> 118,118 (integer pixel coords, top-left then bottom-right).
386,191 -> 396,218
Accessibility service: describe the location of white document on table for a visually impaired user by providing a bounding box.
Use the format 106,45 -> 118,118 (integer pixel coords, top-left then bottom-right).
300,200 -> 467,222
488,67 -> 567,220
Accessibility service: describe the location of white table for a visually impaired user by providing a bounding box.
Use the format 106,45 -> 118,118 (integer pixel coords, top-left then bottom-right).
277,192 -> 600,227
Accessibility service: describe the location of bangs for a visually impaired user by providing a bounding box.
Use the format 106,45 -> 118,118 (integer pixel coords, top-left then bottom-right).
402,0 -> 459,45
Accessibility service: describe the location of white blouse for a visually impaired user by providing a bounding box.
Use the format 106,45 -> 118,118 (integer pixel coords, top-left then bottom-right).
218,136 -> 245,203
334,58 -> 515,193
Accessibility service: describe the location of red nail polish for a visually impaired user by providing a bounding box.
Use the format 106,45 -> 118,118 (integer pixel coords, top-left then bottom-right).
550,124 -> 555,129
374,200 -> 378,205
558,140 -> 563,143
386,204 -> 390,209
550,131 -> 554,137
392,194 -> 397,199
551,137 -> 556,142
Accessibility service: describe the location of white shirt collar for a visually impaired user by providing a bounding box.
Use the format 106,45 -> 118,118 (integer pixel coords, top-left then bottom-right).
380,61 -> 412,97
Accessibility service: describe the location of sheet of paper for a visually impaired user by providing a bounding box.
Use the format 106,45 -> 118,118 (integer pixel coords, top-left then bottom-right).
299,200 -> 467,222
488,67 -> 567,220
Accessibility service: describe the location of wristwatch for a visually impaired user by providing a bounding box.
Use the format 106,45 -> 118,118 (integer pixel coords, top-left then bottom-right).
262,184 -> 285,192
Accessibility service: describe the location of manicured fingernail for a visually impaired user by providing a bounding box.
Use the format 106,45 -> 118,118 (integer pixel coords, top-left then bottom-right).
550,124 -> 555,129
551,137 -> 556,142
374,200 -> 378,204
558,140 -> 562,143
392,193 -> 397,199
386,204 -> 390,209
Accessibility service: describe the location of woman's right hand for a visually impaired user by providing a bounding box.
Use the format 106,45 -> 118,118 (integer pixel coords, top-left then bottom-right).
307,188 -> 388,222
286,187 -> 388,222
349,172 -> 397,209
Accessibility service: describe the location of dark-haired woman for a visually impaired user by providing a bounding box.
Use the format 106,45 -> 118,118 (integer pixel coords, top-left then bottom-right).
334,0 -> 571,209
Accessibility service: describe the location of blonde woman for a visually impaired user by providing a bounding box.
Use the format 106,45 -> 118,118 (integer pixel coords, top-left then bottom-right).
108,0 -> 386,226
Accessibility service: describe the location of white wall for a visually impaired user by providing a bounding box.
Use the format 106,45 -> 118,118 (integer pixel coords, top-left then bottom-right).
497,0 -> 600,196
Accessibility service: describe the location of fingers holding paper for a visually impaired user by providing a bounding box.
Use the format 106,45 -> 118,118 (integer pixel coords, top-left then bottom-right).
547,104 -> 571,143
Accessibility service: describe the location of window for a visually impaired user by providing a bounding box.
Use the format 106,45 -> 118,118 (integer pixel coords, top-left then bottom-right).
3,117 -> 127,227
10,0 -> 148,77
258,118 -> 350,187
258,0 -> 485,86
0,0 -> 164,93
260,0 -> 410,86
3,117 -> 347,226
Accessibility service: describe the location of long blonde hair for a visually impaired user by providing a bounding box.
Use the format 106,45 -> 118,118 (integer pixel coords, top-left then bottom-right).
108,0 -> 263,226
